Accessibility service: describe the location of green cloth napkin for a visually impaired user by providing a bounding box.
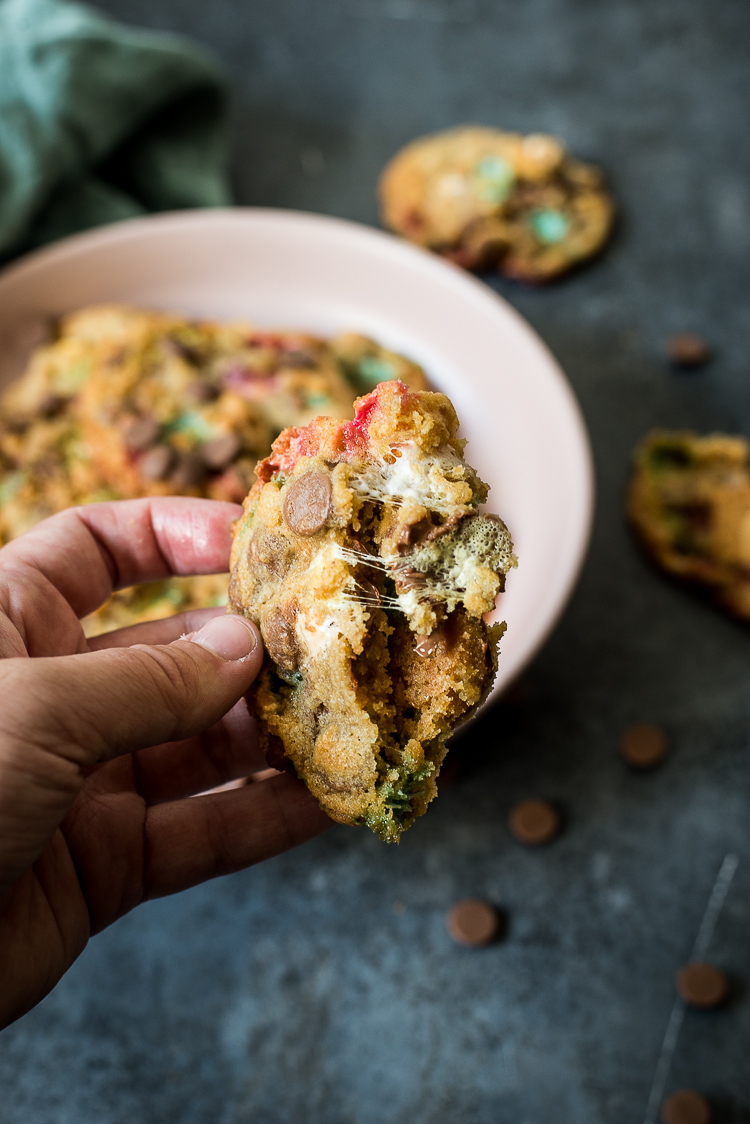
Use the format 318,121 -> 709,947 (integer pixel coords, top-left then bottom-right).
0,0 -> 232,261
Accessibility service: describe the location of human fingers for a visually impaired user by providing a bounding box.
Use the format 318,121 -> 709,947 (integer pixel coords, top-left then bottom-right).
0,614 -> 262,893
128,701 -> 270,804
87,607 -> 225,651
64,773 -> 332,929
0,498 -> 242,621
144,775 -> 332,901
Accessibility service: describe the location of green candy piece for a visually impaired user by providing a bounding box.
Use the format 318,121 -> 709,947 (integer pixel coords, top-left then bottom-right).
358,356 -> 396,389
305,393 -> 332,410
530,208 -> 570,245
165,409 -> 213,442
0,471 -> 25,504
55,360 -> 92,395
474,155 -> 514,203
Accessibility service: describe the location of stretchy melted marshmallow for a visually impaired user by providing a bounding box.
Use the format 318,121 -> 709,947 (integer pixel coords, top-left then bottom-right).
229,381 -> 516,841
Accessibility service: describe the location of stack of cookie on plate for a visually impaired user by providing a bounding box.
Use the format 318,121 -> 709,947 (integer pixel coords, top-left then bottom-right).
0,304 -> 428,634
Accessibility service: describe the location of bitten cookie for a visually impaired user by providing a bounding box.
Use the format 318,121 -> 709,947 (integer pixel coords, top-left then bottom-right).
379,126 -> 615,282
628,429 -> 750,620
229,380 -> 516,841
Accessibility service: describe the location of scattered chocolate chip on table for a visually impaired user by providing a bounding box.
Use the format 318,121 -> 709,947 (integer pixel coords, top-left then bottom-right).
508,798 -> 561,846
446,899 -> 500,947
676,962 -> 729,1009
620,722 -> 668,769
667,333 -> 712,368
661,1088 -> 713,1124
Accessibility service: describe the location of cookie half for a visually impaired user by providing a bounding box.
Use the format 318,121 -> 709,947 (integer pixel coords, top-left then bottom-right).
628,429 -> 750,619
229,380 -> 516,841
379,126 -> 615,282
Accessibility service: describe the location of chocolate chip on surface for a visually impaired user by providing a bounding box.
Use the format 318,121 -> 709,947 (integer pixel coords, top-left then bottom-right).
171,451 -> 208,489
508,799 -> 561,846
667,333 -> 712,368
38,393 -> 66,418
446,898 -> 500,947
281,349 -> 316,368
139,443 -> 175,481
261,605 -> 300,672
123,416 -> 160,452
186,379 -> 220,403
358,578 -> 381,606
661,1089 -> 713,1124
414,633 -> 440,657
283,471 -> 333,535
620,722 -> 668,769
676,962 -> 729,1009
395,568 -> 428,593
201,432 -> 242,469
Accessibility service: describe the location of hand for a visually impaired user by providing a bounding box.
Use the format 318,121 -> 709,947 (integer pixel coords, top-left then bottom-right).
0,498 -> 331,1029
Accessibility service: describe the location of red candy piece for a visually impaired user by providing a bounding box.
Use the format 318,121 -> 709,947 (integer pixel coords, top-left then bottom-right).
256,380 -> 415,482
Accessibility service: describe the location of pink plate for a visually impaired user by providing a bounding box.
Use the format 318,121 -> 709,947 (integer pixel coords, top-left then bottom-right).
0,209 -> 594,705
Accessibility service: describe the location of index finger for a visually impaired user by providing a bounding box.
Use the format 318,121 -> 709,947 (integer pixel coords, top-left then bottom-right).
0,498 -> 243,619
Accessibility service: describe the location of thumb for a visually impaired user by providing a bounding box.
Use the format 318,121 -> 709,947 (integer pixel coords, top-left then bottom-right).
0,613 -> 262,894
2,613 -> 263,767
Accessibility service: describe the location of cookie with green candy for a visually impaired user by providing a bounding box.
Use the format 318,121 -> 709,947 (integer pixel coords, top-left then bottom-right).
229,380 -> 516,841
379,125 -> 615,282
628,429 -> 750,620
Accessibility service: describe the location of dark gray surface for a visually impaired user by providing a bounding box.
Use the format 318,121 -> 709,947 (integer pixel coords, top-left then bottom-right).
2,2 -> 750,1121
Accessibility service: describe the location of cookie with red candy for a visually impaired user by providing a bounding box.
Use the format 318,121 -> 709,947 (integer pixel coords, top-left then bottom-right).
229,380 -> 516,841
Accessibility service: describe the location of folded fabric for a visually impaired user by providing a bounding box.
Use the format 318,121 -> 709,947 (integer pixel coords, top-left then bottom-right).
0,0 -> 232,261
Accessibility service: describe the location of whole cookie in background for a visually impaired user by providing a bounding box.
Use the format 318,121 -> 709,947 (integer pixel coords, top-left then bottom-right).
229,380 -> 516,841
628,430 -> 750,620
379,126 -> 615,282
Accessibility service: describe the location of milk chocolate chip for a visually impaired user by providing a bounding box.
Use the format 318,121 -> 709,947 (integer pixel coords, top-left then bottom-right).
508,799 -> 560,846
414,633 -> 441,657
186,379 -> 220,404
667,333 -> 712,368
446,899 -> 500,947
395,568 -> 428,593
123,416 -> 160,453
202,432 -> 242,469
261,605 -> 300,671
661,1090 -> 712,1124
283,471 -> 332,535
620,723 -> 668,769
171,451 -> 208,489
139,444 -> 175,481
676,962 -> 729,1009
38,393 -> 66,418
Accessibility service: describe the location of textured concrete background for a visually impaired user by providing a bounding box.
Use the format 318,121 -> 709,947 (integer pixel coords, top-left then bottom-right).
2,2 -> 750,1121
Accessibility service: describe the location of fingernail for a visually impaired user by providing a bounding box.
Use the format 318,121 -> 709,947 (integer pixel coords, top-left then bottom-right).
187,614 -> 258,662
